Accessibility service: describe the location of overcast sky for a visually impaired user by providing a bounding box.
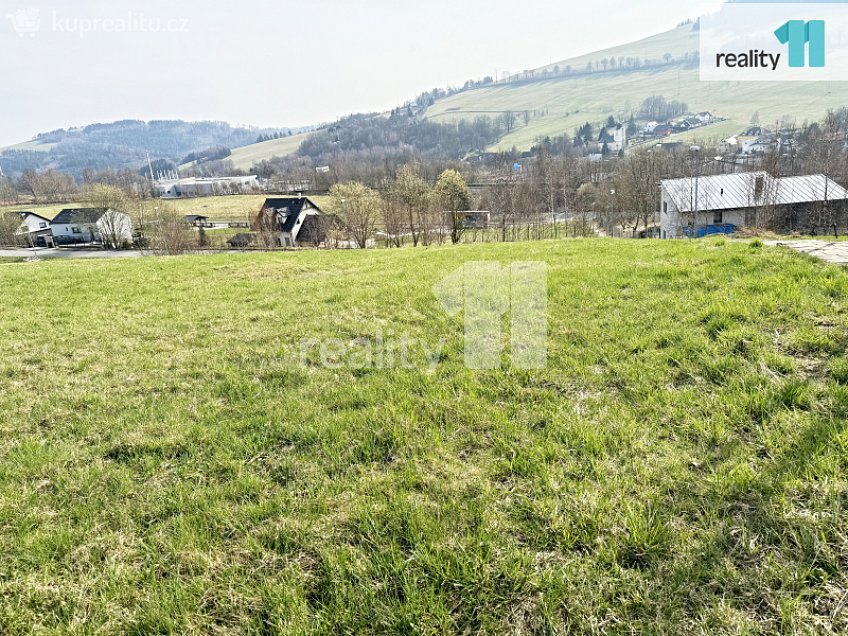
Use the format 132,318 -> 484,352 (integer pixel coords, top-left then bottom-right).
0,0 -> 727,146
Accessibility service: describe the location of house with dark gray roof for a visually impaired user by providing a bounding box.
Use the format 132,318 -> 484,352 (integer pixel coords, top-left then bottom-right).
252,197 -> 327,247
660,172 -> 848,238
51,208 -> 133,248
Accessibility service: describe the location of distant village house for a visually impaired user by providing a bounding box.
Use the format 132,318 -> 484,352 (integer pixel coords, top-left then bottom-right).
251,197 -> 327,247
51,208 -> 134,248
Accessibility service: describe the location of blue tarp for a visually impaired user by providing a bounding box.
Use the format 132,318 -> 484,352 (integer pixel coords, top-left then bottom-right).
682,224 -> 736,238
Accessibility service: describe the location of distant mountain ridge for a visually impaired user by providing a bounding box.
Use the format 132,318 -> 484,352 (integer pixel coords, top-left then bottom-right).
0,120 -> 304,178
8,20 -> 848,176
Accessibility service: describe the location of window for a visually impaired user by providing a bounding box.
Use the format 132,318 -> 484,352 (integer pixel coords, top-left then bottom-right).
713,212 -> 723,224
39,222 -> 47,228
72,226 -> 82,234
662,202 -> 668,215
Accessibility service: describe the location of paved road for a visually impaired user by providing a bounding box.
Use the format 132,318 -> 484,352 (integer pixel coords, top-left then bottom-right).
768,240 -> 848,266
0,248 -> 147,260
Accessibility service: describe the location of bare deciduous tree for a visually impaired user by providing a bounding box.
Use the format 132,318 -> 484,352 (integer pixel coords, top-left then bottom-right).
147,205 -> 196,255
83,184 -> 133,249
386,166 -> 430,247
330,182 -> 382,249
0,213 -> 22,246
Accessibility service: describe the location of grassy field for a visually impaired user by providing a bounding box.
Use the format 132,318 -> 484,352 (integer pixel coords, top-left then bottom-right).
426,25 -> 848,151
1,239 -> 848,633
179,133 -> 312,172
0,139 -> 56,154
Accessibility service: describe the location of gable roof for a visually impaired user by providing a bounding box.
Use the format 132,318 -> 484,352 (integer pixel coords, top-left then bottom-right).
662,172 -> 848,213
51,208 -> 110,225
184,214 -> 209,222
259,197 -> 322,233
8,210 -> 52,223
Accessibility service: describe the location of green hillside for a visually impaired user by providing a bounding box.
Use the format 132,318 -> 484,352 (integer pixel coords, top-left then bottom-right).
0,139 -> 56,153
181,132 -> 311,172
426,24 -> 848,151
2,240 -> 848,632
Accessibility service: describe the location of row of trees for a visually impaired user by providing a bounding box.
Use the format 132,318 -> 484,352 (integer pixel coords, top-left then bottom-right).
321,116 -> 848,249
329,168 -> 472,248
0,167 -> 159,206
323,148 -> 685,250
7,108 -> 848,251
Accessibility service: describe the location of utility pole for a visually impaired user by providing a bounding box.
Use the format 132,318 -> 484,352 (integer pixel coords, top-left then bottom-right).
690,145 -> 701,239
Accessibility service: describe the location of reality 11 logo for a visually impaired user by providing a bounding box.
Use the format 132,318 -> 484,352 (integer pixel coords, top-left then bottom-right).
774,20 -> 825,68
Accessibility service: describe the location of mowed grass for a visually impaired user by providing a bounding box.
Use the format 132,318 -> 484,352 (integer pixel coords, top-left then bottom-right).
1,239 -> 848,634
427,25 -> 848,151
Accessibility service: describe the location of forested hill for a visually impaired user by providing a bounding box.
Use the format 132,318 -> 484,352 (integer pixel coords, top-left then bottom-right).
0,120 -> 298,178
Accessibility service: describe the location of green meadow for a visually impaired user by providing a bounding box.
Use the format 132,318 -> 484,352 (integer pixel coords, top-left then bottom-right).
1,239 -> 847,634
427,25 -> 848,151
178,133 -> 313,172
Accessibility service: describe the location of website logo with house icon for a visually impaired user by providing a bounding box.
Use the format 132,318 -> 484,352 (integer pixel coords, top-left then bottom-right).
6,8 -> 41,37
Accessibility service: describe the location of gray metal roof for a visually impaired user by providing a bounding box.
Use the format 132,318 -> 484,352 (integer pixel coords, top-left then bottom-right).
662,172 -> 848,213
772,175 -> 848,205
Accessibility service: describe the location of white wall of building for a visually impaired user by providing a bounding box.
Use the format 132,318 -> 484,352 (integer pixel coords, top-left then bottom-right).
52,210 -> 133,246
660,192 -> 746,238
16,213 -> 51,235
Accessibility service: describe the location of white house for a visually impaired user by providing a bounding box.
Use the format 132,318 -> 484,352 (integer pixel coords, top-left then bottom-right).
6,211 -> 53,245
51,208 -> 133,248
719,137 -> 739,155
598,125 -> 627,153
660,172 -> 848,238
694,112 -> 714,124
742,137 -> 775,155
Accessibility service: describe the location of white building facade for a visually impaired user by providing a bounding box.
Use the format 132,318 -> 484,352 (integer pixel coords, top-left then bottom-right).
660,172 -> 848,238
51,208 -> 134,248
